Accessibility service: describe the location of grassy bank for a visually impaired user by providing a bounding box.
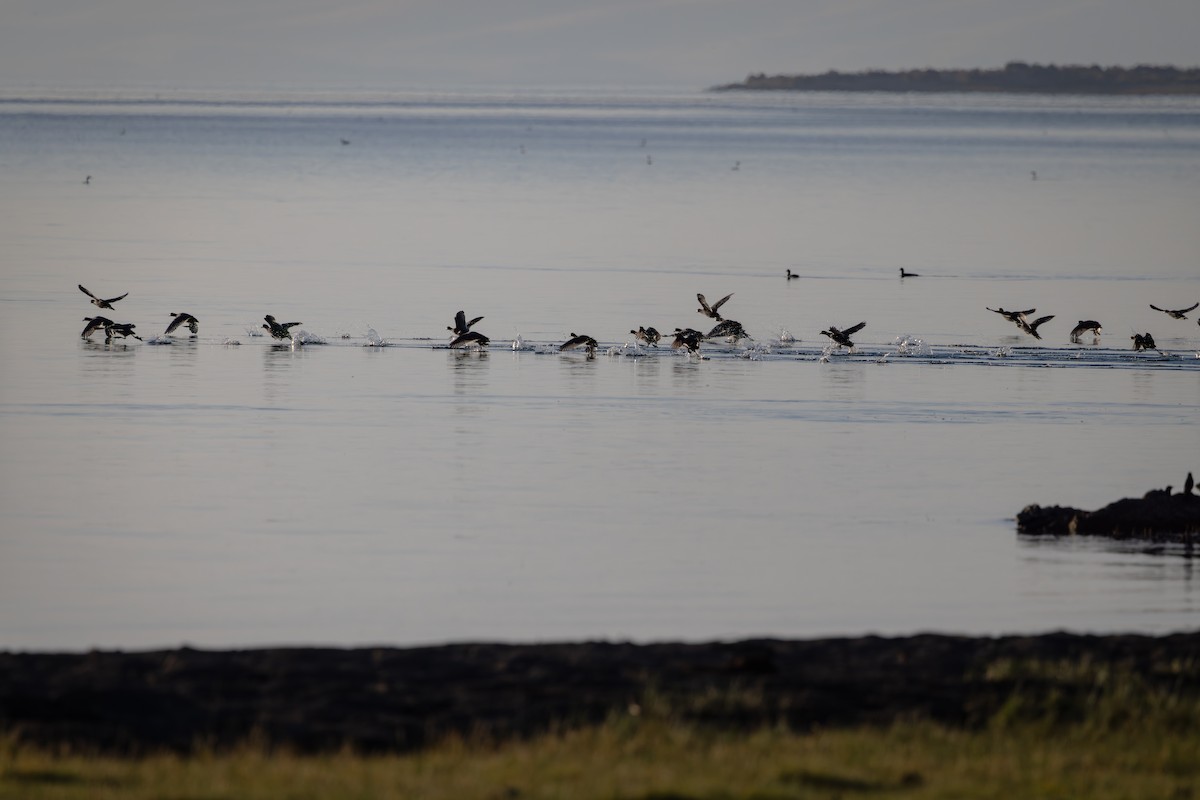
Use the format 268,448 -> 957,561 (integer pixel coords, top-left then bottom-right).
2,719 -> 1197,799
3,660 -> 1198,800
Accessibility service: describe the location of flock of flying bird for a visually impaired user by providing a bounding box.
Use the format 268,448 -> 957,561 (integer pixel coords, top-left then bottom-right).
79,277 -> 1199,356
981,299 -> 1199,352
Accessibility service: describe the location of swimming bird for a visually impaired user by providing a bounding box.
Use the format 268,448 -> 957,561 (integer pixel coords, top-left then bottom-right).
899,268 -> 919,278
705,319 -> 751,343
1149,302 -> 1198,320
1014,314 -> 1055,340
630,326 -> 661,347
165,312 -> 199,335
671,328 -> 703,353
449,331 -> 490,349
786,269 -> 799,280
1132,332 -> 1157,351
81,316 -> 114,339
448,310 -> 485,338
78,284 -> 128,310
103,321 -> 141,342
1069,320 -> 1102,342
697,292 -> 734,321
820,321 -> 866,349
262,314 -> 302,340
560,332 -> 598,355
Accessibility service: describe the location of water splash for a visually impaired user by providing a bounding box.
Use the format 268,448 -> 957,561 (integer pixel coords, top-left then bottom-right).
740,343 -> 772,360
363,327 -> 386,347
777,328 -> 796,345
222,338 -> 241,346
143,335 -> 173,345
294,330 -> 326,345
608,342 -> 646,357
511,334 -> 526,351
892,335 -> 932,357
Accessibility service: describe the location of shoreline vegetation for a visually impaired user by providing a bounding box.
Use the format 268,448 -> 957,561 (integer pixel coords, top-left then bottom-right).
2,633 -> 1199,797
713,62 -> 1200,94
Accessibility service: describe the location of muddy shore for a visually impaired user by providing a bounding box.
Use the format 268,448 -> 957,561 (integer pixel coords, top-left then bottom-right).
3,632 -> 1198,754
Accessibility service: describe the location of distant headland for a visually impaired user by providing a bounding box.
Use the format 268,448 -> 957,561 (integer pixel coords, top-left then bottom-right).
713,62 -> 1200,95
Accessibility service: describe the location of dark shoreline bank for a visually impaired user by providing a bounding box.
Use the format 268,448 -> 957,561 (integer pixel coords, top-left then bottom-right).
4,632 -> 1199,755
714,62 -> 1200,95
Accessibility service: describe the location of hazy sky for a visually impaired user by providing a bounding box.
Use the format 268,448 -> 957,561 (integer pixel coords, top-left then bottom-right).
2,0 -> 1198,90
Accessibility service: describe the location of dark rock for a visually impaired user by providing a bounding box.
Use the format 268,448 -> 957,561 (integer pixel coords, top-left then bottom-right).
1075,492 -> 1200,540
1017,491 -> 1200,541
1016,504 -> 1084,536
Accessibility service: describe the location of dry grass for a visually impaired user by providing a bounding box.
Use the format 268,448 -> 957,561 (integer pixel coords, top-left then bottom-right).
3,660 -> 1198,799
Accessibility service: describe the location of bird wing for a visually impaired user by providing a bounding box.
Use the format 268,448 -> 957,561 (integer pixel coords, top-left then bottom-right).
1180,303 -> 1199,313
104,292 -> 128,304
451,331 -> 488,347
454,310 -> 467,331
711,293 -> 734,311
1149,305 -> 1166,312
82,317 -> 110,336
1016,308 -> 1036,316
467,315 -> 484,329
696,294 -> 713,313
264,315 -> 277,324
165,314 -> 184,334
78,284 -> 97,299
843,321 -> 867,336
1029,315 -> 1055,331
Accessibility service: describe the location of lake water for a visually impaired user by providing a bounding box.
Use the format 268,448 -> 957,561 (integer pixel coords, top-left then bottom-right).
1,87 -> 1198,650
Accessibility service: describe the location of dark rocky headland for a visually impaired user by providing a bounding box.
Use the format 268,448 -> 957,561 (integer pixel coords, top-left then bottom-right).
3,632 -> 1199,755
714,62 -> 1200,94
1018,486 -> 1200,542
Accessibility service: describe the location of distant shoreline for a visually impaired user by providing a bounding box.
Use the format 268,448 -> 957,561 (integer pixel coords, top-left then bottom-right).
713,62 -> 1200,95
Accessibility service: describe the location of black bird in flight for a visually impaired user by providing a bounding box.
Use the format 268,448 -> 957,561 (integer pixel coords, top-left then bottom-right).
262,315 -> 302,340
820,321 -> 867,349
1149,302 -> 1198,320
696,292 -> 734,321
165,312 -> 199,335
79,284 -> 128,310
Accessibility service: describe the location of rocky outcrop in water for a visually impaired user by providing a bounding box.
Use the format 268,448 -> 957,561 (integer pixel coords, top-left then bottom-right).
1018,480 -> 1200,541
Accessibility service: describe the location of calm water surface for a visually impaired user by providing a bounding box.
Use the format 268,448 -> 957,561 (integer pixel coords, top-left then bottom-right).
1,88 -> 1198,649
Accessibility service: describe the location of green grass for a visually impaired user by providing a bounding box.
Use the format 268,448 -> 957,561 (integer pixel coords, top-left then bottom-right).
3,659 -> 1199,799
